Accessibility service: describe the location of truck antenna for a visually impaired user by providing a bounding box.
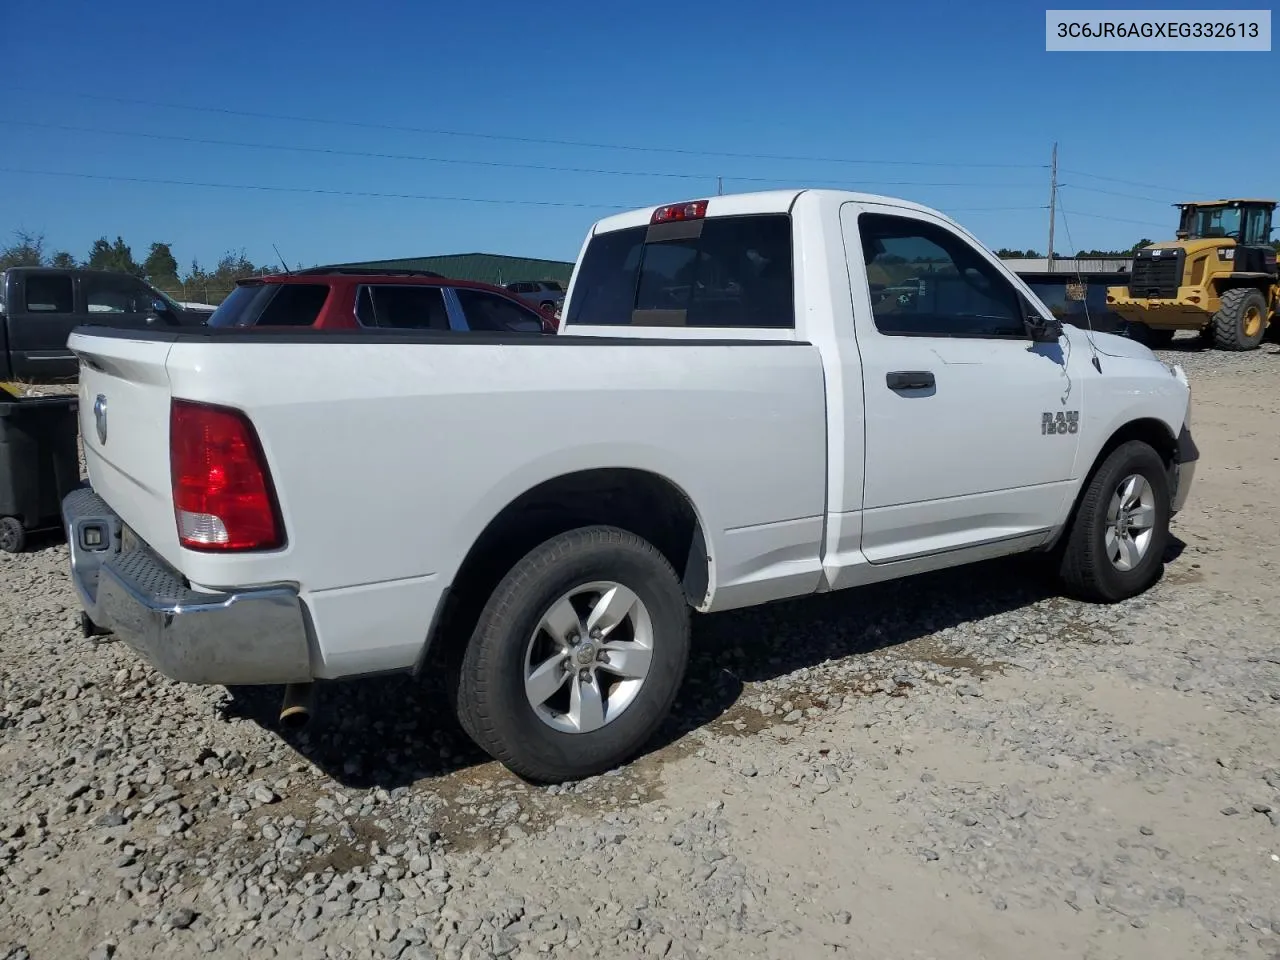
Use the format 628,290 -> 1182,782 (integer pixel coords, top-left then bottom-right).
1054,188 -> 1103,374
272,244 -> 292,275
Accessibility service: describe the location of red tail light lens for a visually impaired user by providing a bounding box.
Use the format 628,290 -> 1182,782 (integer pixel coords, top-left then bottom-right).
170,399 -> 284,551
651,200 -> 708,224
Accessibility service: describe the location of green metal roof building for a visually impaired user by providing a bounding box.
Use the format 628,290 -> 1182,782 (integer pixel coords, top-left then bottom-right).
333,252 -> 574,287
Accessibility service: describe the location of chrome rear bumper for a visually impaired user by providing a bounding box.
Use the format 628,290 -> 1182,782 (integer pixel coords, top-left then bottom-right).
62,486 -> 312,685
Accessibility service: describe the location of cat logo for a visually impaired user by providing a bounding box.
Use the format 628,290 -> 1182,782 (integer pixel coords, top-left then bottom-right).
1042,410 -> 1079,435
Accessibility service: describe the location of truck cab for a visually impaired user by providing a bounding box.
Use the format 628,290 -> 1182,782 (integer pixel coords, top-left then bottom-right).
0,267 -> 207,382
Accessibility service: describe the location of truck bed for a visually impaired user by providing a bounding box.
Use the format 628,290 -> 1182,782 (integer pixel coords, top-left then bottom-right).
70,325 -> 829,677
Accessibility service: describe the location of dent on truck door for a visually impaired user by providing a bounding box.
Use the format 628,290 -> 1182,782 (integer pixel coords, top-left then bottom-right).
841,204 -> 1080,563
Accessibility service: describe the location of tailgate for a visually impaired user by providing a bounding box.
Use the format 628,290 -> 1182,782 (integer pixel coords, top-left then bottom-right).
70,331 -> 181,566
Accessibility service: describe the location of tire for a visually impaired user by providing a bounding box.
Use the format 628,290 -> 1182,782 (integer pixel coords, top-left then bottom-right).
1211,288 -> 1268,351
1127,323 -> 1176,348
1058,440 -> 1171,603
0,517 -> 25,553
453,525 -> 691,784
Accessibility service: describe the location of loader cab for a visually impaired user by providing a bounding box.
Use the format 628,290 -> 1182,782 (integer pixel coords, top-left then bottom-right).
1174,199 -> 1277,275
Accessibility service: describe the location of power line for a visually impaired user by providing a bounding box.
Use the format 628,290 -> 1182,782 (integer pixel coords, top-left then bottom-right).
1055,208 -> 1168,230
0,167 -> 638,209
722,176 -> 1045,190
0,166 -> 1055,214
13,87 -> 1049,170
4,119 -> 715,183
2,119 -> 1051,191
1059,167 -> 1197,196
1060,183 -> 1178,205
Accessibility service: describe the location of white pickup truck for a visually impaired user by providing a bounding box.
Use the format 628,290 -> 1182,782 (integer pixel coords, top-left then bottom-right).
62,189 -> 1198,784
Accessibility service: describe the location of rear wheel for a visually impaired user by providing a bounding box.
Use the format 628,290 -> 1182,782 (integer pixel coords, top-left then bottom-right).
1058,440 -> 1170,603
0,517 -> 25,553
453,525 -> 691,783
1212,288 -> 1268,351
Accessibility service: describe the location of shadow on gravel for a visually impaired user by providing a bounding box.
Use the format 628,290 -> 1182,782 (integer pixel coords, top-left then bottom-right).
221,541 -> 1190,790
218,554 -> 1052,789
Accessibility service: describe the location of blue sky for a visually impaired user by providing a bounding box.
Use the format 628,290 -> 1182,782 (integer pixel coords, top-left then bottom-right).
3,0 -> 1275,271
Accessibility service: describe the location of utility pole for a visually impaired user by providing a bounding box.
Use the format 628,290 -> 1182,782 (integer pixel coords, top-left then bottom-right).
1047,141 -> 1058,273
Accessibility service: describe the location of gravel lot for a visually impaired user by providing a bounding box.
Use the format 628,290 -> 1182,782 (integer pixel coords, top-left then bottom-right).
3,336 -> 1279,960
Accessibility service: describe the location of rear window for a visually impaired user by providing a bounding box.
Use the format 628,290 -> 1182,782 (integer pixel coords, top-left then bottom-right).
206,282 -> 330,328
565,214 -> 794,329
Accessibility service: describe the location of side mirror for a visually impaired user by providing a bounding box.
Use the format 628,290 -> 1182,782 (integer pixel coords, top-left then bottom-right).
1025,313 -> 1063,343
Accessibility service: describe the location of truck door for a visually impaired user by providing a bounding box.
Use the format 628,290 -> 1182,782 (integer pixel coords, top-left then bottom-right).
5,271 -> 80,379
840,201 -> 1082,564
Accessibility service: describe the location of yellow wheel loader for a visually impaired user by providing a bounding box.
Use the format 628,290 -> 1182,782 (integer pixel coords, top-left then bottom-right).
1106,199 -> 1278,350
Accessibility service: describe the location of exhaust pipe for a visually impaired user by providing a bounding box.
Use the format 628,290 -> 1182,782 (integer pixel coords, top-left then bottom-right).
279,682 -> 315,730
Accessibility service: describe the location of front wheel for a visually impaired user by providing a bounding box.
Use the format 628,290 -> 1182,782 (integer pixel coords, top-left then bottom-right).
1058,440 -> 1171,603
453,525 -> 691,783
1212,288 -> 1268,351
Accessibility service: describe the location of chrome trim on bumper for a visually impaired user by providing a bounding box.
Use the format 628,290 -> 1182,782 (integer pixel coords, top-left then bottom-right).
62,487 -> 312,685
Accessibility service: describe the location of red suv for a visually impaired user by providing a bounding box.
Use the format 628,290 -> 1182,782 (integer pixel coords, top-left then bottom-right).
205,267 -> 559,334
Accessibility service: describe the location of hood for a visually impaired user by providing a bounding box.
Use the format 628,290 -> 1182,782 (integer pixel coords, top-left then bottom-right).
1140,237 -> 1232,257
1065,325 -> 1158,362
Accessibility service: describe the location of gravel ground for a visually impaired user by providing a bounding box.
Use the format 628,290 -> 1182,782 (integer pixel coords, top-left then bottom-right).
2,337 -> 1279,960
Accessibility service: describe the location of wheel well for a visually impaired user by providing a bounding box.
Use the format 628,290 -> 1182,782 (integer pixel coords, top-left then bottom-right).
1048,418 -> 1177,554
1088,418 -> 1177,478
416,469 -> 705,674
1212,278 -> 1270,299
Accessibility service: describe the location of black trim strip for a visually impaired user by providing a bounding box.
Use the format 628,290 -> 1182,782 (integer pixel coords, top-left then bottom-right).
646,220 -> 703,243
1177,425 -> 1199,465
67,324 -> 812,348
630,309 -> 687,327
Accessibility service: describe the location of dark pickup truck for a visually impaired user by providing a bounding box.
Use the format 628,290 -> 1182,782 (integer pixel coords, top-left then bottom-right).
0,267 -> 209,382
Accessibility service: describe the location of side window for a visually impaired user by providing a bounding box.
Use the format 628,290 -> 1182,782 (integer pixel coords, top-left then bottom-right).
358,285 -> 449,329
24,275 -> 74,313
255,283 -> 330,326
858,213 -> 1025,338
455,288 -> 543,332
83,273 -> 152,314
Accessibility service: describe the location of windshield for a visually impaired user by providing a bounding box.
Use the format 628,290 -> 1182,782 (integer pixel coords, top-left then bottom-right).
1189,206 -> 1242,239
206,283 -> 274,327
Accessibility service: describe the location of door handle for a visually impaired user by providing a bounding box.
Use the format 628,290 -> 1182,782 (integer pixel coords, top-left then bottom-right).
886,370 -> 935,390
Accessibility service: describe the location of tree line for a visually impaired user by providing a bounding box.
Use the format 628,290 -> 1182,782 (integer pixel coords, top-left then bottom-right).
0,230 -> 296,304
995,240 -> 1155,259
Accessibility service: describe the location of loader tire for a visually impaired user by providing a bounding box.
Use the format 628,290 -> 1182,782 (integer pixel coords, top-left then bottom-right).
1211,288 -> 1268,351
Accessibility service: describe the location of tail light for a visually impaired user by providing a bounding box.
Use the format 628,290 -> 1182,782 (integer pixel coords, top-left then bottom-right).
651,200 -> 708,224
170,399 -> 284,551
